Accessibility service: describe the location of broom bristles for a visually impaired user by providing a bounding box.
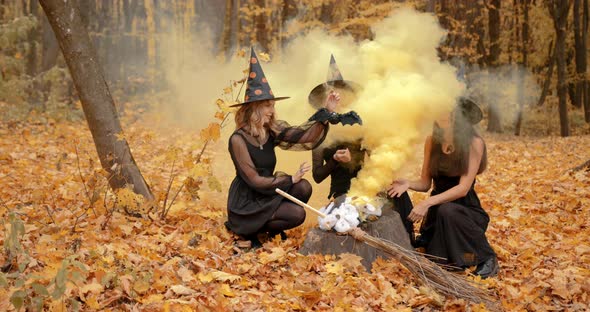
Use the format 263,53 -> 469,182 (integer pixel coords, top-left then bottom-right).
348,228 -> 500,311
273,190 -> 500,309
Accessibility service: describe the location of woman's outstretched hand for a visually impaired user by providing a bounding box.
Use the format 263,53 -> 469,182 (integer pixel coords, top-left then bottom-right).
325,90 -> 340,112
387,179 -> 409,198
292,162 -> 311,184
408,200 -> 431,223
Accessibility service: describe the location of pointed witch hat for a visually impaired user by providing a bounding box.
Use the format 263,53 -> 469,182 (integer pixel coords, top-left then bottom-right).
457,97 -> 483,124
308,54 -> 362,109
230,47 -> 290,107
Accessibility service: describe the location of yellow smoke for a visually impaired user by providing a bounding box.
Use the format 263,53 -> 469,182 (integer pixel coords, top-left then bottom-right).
155,7 -> 464,206
269,8 -> 463,198
347,8 -> 464,197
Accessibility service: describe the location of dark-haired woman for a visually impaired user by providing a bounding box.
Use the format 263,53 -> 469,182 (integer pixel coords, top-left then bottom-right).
387,98 -> 498,278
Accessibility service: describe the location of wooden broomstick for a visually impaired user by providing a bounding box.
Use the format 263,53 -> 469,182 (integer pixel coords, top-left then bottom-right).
275,188 -> 500,310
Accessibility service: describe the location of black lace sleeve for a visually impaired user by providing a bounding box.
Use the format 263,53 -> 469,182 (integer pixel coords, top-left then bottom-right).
273,119 -> 329,151
312,146 -> 337,183
229,133 -> 293,195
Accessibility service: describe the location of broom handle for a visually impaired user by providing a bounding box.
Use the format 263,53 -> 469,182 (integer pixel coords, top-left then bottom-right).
275,188 -> 327,218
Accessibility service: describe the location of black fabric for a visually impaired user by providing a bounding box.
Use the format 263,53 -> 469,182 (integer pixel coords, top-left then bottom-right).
387,191 -> 415,245
312,141 -> 364,199
308,108 -> 363,126
418,175 -> 496,267
275,120 -> 329,151
262,180 -> 311,233
225,118 -> 327,237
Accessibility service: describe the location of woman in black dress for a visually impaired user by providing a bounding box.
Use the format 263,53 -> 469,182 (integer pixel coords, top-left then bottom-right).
225,48 -> 343,247
387,98 -> 498,278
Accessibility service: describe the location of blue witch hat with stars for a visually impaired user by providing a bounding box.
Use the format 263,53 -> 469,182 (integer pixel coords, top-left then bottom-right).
308,54 -> 362,109
230,47 -> 290,107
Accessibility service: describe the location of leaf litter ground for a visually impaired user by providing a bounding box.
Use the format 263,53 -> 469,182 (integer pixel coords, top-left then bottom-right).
0,118 -> 589,311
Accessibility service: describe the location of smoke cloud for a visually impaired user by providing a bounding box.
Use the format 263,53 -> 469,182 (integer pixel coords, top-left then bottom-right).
155,7 -> 466,205
346,8 -> 464,197
465,65 -> 540,130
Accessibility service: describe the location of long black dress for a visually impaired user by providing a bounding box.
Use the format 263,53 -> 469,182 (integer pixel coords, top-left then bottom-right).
419,174 -> 496,267
225,120 -> 328,237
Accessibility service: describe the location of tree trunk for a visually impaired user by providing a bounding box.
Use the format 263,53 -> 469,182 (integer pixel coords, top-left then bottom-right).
551,0 -> 572,137
538,40 -> 555,106
425,0 -> 436,12
25,0 -> 39,76
0,0 -> 6,20
40,11 -> 59,71
39,0 -> 154,199
299,204 -> 413,271
320,1 -> 334,25
255,0 -> 269,51
218,0 -> 233,58
574,0 -> 585,108
583,0 -> 590,122
281,0 -> 298,23
475,1 -> 487,68
515,0 -> 530,136
487,0 -> 503,132
567,48 -> 577,107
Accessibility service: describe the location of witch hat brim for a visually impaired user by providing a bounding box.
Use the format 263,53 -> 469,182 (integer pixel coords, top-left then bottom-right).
308,80 -> 362,109
230,96 -> 290,107
308,54 -> 362,109
230,47 -> 290,107
457,97 -> 483,124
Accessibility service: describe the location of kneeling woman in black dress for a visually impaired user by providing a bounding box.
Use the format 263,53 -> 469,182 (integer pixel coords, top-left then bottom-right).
225,48 -> 342,247
388,98 -> 498,278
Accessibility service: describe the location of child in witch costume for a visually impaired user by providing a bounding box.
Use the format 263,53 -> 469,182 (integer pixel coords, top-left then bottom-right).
225,48 -> 361,248
310,55 -> 415,244
387,98 -> 498,278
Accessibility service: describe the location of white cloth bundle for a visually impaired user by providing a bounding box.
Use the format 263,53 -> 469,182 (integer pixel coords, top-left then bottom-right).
317,196 -> 385,233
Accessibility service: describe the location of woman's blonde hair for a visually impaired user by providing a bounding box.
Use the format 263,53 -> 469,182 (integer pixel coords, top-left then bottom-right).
234,100 -> 280,137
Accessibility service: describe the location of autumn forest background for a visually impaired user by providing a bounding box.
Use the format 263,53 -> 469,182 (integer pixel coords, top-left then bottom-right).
1,0 -> 590,311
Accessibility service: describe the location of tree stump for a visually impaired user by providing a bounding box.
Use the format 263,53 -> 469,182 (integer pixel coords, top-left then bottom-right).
299,202 -> 413,271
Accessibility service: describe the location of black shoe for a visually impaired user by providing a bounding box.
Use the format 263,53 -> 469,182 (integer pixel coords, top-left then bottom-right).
242,234 -> 262,250
413,235 -> 429,248
250,237 -> 262,249
474,256 -> 498,279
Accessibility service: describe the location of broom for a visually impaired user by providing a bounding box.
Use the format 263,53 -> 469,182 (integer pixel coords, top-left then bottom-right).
276,189 -> 500,310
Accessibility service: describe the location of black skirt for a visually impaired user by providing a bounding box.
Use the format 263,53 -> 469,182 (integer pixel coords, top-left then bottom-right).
419,175 -> 496,267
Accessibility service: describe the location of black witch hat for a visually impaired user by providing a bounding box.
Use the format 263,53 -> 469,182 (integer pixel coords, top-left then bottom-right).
230,47 -> 290,107
308,54 -> 361,109
457,97 -> 483,124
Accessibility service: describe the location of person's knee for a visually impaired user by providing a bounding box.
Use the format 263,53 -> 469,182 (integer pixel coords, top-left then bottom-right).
294,207 -> 307,226
292,179 -> 312,201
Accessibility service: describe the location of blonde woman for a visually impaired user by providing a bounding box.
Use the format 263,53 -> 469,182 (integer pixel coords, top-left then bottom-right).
225,48 -> 347,247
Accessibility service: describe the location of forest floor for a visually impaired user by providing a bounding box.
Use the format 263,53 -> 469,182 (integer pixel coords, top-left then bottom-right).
0,114 -> 589,311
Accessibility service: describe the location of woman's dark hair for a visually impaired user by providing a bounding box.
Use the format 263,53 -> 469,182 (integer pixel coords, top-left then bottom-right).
429,106 -> 487,177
